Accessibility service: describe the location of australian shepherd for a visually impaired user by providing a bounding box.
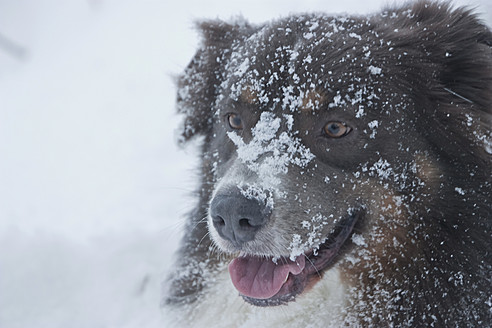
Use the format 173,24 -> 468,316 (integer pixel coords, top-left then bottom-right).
164,1 -> 492,326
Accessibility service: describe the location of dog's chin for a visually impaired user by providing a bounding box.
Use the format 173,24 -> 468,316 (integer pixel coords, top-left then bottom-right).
224,213 -> 360,307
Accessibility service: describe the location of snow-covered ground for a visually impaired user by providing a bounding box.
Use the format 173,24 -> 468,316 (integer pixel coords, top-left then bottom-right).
0,1 -> 489,327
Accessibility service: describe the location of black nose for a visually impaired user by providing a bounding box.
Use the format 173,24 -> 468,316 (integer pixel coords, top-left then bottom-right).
210,193 -> 270,246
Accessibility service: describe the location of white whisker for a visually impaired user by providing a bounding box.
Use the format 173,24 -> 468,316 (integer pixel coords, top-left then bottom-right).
443,87 -> 473,104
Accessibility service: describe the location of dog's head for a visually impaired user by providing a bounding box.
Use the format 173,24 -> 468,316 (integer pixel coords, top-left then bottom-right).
175,2 -> 492,308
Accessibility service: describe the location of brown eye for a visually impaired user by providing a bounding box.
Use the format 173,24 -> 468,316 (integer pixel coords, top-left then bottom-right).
324,121 -> 352,138
227,113 -> 243,130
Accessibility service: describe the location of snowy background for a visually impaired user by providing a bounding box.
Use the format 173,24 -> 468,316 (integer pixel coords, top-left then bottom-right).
0,0 -> 489,327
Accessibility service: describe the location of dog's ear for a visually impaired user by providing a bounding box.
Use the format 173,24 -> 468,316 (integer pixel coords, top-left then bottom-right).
388,1 -> 492,162
383,0 -> 492,158
408,1 -> 492,108
176,20 -> 254,145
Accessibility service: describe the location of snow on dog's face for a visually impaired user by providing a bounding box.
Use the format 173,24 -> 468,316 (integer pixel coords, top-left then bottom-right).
168,2 -> 492,325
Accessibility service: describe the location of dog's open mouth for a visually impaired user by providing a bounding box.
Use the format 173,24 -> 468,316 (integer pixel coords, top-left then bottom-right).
228,214 -> 359,306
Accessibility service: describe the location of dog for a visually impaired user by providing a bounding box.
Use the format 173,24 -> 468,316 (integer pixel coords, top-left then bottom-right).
163,1 -> 492,326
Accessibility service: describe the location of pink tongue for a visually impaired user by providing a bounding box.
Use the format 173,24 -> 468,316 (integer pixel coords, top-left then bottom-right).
228,255 -> 305,299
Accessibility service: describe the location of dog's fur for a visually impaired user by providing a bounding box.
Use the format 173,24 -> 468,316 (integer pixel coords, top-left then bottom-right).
164,1 -> 492,326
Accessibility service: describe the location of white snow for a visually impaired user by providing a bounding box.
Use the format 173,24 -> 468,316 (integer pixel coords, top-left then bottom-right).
368,119 -> 379,138
455,187 -> 466,195
239,183 -> 275,209
369,158 -> 393,180
227,111 -> 315,188
234,58 -> 250,77
368,120 -> 379,129
0,0 -> 489,327
368,65 -> 382,75
351,233 -> 367,246
355,105 -> 366,118
349,32 -> 362,40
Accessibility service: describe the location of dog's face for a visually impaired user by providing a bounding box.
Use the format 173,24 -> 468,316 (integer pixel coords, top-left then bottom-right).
170,3 -> 492,320
201,15 -> 440,306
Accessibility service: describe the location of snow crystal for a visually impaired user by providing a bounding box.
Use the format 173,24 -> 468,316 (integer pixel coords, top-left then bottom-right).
333,94 -> 343,104
308,20 -> 319,31
283,114 -> 294,131
355,106 -> 365,118
329,93 -> 346,108
349,32 -> 362,40
454,187 -> 465,195
486,296 -> 492,308
234,58 -> 250,77
368,120 -> 379,129
351,233 -> 366,246
303,54 -> 313,64
303,32 -> 315,40
485,138 -> 492,154
368,65 -> 382,75
368,120 -> 379,138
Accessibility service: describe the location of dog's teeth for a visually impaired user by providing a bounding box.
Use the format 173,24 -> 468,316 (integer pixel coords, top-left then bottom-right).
284,275 -> 289,283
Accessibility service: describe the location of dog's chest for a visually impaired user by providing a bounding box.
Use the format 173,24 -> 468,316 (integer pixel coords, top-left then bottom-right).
168,267 -> 348,328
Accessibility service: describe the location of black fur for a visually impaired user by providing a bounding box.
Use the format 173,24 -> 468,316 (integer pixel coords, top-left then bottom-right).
165,1 -> 492,326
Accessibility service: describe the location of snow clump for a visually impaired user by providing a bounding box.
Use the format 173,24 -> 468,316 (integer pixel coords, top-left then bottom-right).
227,112 -> 315,188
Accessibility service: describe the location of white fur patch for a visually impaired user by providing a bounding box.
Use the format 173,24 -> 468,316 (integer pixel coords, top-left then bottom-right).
165,267 -> 348,327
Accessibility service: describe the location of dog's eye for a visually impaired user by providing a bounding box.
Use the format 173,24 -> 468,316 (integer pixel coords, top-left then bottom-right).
227,113 -> 243,130
323,122 -> 352,138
